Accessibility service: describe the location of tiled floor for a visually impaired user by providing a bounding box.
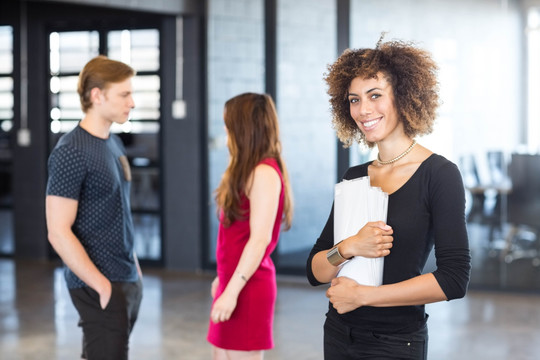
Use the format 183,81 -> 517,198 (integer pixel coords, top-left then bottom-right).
1,258 -> 540,360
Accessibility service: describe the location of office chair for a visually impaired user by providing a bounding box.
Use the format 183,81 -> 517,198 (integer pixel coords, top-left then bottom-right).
502,153 -> 540,266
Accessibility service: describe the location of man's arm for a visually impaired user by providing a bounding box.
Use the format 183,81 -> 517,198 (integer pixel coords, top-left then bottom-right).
46,195 -> 112,309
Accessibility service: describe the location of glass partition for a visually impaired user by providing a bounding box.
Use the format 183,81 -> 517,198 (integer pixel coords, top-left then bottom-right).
275,0 -> 337,272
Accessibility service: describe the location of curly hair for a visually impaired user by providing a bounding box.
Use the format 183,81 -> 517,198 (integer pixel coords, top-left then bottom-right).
324,39 -> 440,148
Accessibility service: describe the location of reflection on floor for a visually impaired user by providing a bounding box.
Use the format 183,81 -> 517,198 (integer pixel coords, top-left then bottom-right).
1,258 -> 540,360
0,210 -> 14,255
132,213 -> 161,260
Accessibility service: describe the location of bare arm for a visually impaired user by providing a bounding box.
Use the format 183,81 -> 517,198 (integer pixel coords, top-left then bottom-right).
326,273 -> 447,314
210,164 -> 281,323
310,250 -> 341,284
46,195 -> 112,309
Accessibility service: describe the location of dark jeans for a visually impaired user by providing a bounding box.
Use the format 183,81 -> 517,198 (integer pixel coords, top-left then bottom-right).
69,280 -> 143,360
323,315 -> 428,360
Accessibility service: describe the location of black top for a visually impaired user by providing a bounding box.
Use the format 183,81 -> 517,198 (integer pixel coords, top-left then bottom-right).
47,125 -> 139,289
306,154 -> 471,332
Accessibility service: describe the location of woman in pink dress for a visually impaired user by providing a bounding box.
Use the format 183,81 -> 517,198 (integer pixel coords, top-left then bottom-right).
207,92 -> 294,360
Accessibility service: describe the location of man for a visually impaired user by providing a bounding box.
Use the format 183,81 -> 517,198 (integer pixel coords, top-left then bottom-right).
46,55 -> 143,360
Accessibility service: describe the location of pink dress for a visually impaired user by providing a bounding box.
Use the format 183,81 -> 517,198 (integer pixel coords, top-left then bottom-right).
207,158 -> 285,351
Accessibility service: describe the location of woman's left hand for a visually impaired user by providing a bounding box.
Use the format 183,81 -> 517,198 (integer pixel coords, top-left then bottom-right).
326,276 -> 366,314
210,291 -> 238,323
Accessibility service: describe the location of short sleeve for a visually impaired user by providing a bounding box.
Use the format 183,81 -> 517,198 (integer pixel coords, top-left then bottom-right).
46,145 -> 87,200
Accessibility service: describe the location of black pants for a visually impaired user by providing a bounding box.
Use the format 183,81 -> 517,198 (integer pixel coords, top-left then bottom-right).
69,280 -> 143,360
323,315 -> 428,360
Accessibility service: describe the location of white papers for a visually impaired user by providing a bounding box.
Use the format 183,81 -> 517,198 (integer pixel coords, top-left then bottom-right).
334,176 -> 388,286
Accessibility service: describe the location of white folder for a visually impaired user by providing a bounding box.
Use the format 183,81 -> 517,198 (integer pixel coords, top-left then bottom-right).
334,176 -> 388,286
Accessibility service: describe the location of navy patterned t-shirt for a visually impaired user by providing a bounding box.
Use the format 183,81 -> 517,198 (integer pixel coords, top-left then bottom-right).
47,125 -> 139,289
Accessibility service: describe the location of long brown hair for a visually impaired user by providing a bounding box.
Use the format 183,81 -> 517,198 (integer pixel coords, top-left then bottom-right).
215,93 -> 293,230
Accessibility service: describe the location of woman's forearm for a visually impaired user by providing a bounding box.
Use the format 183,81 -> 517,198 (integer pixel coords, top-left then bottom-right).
224,236 -> 270,297
362,273 -> 447,308
311,250 -> 341,284
366,274 -> 447,307
327,273 -> 448,314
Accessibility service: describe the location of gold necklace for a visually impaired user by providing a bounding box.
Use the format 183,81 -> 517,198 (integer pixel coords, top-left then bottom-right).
377,140 -> 417,165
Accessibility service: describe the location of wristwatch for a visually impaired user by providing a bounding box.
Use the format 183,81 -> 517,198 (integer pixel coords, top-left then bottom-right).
326,241 -> 351,267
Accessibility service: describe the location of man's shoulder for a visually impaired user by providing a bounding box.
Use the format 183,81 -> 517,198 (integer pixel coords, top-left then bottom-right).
52,126 -> 78,150
49,127 -> 90,163
53,126 -> 104,156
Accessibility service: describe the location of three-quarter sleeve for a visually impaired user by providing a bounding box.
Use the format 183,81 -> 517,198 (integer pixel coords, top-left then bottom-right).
306,203 -> 335,286
429,161 -> 471,300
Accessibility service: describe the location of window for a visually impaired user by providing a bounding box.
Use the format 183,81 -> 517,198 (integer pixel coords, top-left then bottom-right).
0,25 -> 14,256
49,31 -> 99,133
527,8 -> 540,152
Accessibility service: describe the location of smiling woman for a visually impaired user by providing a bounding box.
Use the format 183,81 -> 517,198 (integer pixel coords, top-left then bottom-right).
306,37 -> 471,360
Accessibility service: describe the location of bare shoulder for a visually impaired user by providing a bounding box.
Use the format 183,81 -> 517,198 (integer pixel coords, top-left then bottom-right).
252,163 -> 280,186
254,162 -> 279,176
247,163 -> 281,197
414,144 -> 433,162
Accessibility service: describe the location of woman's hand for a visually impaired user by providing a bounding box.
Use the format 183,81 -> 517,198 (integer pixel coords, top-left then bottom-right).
326,276 -> 369,314
210,290 -> 238,323
341,221 -> 393,259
